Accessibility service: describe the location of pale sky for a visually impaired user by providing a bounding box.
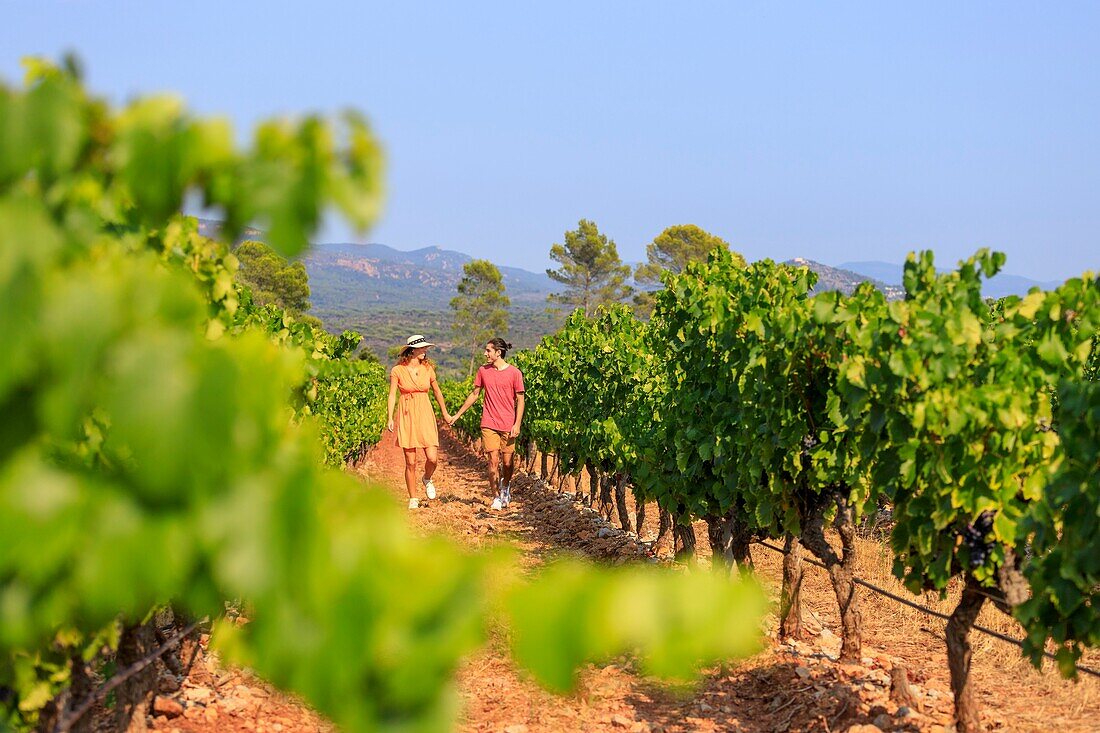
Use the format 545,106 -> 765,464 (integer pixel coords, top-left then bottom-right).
4,1 -> 1098,281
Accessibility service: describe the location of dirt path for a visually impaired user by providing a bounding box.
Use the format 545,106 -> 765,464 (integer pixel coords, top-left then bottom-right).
153,425 -> 1100,733
361,427 -> 1100,733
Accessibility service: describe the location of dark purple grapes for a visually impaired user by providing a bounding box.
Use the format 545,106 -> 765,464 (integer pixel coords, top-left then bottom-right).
960,511 -> 995,567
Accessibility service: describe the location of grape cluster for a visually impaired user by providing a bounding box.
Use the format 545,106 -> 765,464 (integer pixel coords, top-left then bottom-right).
961,511 -> 996,568
801,434 -> 818,461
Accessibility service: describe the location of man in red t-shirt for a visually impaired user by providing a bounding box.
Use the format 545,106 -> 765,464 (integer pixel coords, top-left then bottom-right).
449,337 -> 525,510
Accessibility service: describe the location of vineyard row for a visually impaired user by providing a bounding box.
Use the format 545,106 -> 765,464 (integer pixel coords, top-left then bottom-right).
510,248 -> 1099,733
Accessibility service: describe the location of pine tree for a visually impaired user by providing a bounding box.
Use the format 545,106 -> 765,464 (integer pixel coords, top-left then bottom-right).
546,219 -> 632,317
633,225 -> 745,317
235,240 -> 313,313
450,259 -> 510,376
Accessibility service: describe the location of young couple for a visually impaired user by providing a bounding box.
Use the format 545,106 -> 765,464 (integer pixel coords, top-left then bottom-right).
386,335 -> 525,511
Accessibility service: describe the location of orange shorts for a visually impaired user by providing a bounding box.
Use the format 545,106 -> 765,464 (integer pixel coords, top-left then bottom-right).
481,427 -> 516,454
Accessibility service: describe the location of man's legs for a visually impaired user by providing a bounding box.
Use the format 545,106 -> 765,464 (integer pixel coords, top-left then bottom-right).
482,428 -> 502,504
482,428 -> 515,509
486,449 -> 500,501
501,449 -> 516,487
499,446 -> 516,506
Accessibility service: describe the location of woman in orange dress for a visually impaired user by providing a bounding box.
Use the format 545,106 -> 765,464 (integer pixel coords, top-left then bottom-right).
386,335 -> 452,509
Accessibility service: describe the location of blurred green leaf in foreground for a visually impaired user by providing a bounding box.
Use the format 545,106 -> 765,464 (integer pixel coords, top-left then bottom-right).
0,59 -> 767,733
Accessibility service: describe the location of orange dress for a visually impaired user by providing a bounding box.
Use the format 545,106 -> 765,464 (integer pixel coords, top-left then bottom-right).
392,363 -> 440,449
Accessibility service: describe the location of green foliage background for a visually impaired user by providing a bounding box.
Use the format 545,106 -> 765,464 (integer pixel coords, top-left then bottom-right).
438,377 -> 482,444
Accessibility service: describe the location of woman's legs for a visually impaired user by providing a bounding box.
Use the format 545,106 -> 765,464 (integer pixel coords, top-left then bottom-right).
403,448 -> 418,498
423,446 -> 438,481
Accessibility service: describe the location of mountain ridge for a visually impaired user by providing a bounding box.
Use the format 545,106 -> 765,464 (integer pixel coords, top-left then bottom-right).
785,258 -> 905,300
194,219 -> 1082,303
839,260 -> 1068,298
304,240 -> 556,308
196,217 -> 1083,372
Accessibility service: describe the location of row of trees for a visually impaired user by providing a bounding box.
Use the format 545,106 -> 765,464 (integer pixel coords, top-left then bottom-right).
547,219 -> 740,318
447,221 -> 736,374
516,248 -> 1099,732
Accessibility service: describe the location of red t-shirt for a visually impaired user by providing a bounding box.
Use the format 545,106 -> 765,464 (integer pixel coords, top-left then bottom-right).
474,363 -> 525,432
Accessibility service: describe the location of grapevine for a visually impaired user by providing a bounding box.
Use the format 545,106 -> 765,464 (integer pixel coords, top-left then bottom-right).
518,246 -> 1100,731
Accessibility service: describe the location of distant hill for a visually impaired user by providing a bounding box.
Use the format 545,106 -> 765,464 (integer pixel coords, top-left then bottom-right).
300,243 -> 564,375
303,241 -> 556,311
194,218 -> 562,374
196,217 -> 556,306
839,260 -> 1066,298
785,258 -> 905,300
205,218 -> 1017,372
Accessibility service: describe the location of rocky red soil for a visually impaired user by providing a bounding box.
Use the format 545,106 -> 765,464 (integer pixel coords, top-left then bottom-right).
150,425 -> 1100,733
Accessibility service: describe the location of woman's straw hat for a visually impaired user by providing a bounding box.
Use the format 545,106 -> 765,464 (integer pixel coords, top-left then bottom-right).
402,334 -> 435,350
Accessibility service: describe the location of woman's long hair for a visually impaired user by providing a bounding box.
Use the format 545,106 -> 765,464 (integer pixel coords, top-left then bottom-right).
397,348 -> 435,370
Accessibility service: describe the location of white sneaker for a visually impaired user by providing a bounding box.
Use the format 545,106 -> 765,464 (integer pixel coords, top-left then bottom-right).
490,496 -> 503,511
424,478 -> 437,500
408,497 -> 419,510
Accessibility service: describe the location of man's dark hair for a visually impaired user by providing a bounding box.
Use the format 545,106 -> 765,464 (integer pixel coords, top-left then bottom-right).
488,337 -> 513,357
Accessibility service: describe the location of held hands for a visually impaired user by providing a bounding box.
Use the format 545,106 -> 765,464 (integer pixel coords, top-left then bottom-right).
387,418 -> 394,432
509,424 -> 520,438
446,412 -> 459,426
